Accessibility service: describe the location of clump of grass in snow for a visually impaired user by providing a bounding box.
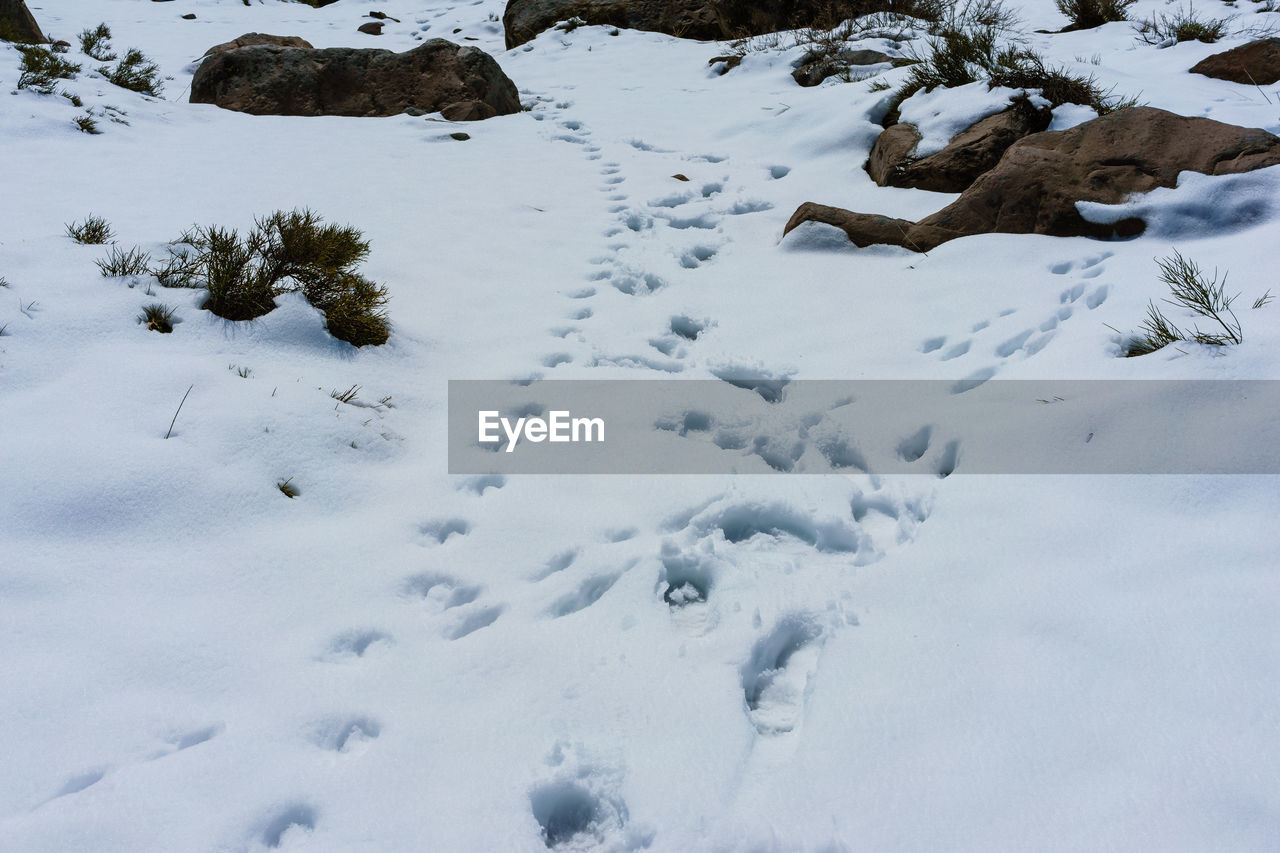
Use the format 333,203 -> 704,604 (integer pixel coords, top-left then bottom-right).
138,303 -> 176,333
67,215 -> 115,244
1118,251 -> 1256,356
884,24 -> 1134,125
96,245 -> 152,277
1135,6 -> 1232,44
1056,0 -> 1135,30
277,478 -> 300,498
99,47 -> 164,96
16,45 -> 81,94
78,23 -> 117,62
74,113 -> 101,134
152,209 -> 391,346
331,385 -> 361,404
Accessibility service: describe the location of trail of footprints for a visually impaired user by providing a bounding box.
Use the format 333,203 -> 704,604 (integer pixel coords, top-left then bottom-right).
521,91 -> 786,375
921,251 -> 1112,384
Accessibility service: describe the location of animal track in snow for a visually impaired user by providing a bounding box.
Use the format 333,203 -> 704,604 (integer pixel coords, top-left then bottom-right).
940,340 -> 970,361
657,211 -> 720,230
49,768 -> 108,801
741,614 -> 824,734
995,329 -> 1034,357
546,570 -> 626,618
403,572 -> 484,609
702,502 -> 859,553
710,368 -> 790,403
165,724 -> 223,753
669,315 -> 708,340
726,199 -> 773,215
657,541 -> 714,606
326,629 -> 392,659
896,425 -> 932,462
420,518 -> 470,544
528,743 -> 644,851
460,474 -> 506,495
534,548 -> 580,581
444,604 -> 505,640
313,716 -> 381,753
951,366 -> 997,394
648,191 -> 693,208
610,270 -> 667,296
678,244 -> 718,268
259,804 -> 317,849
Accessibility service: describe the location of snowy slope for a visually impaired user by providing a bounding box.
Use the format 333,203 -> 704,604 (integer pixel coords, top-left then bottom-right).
1,0 -> 1278,850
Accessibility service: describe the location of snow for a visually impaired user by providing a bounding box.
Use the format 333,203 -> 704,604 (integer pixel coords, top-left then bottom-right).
897,80 -> 1026,155
2,0 -> 1279,851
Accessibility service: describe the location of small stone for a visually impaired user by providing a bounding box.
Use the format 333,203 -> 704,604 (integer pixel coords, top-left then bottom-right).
357,21 -> 383,35
182,13 -> 196,19
450,132 -> 471,140
671,174 -> 689,181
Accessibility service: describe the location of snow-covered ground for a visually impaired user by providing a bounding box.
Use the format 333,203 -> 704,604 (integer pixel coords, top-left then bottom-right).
2,0 -> 1278,850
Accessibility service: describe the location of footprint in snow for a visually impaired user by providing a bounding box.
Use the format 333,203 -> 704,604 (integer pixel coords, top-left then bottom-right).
443,603 -> 505,640
419,518 -> 470,544
741,614 -> 825,735
325,629 -> 393,660
403,572 -> 484,609
259,804 -> 317,849
312,716 -> 381,753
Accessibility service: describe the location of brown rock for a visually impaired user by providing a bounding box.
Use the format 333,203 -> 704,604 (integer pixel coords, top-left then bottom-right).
672,173 -> 690,181
783,203 -> 958,251
708,54 -> 743,74
865,123 -> 922,186
203,33 -> 314,58
450,131 -> 471,140
1190,38 -> 1280,85
786,107 -> 1280,251
440,100 -> 496,121
0,0 -> 46,43
868,98 -> 1052,193
191,38 -> 521,120
357,21 -> 384,35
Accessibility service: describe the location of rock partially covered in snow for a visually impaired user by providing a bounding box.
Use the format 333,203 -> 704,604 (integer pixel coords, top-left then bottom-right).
201,33 -> 314,58
791,47 -> 892,87
787,107 -> 1280,251
502,0 -> 876,49
191,39 -> 521,120
503,0 -> 721,49
1190,37 -> 1280,85
867,98 -> 1053,193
